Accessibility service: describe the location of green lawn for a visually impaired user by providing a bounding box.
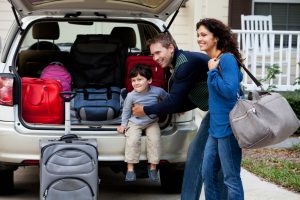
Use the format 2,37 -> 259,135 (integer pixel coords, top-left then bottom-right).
242,143 -> 300,193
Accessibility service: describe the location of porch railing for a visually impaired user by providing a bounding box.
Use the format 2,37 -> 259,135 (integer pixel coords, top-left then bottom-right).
232,29 -> 300,91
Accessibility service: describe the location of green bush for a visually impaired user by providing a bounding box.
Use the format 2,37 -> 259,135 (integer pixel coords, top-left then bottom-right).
281,91 -> 300,135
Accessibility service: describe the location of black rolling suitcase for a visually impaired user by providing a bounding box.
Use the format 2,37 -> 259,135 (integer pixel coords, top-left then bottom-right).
40,92 -> 99,200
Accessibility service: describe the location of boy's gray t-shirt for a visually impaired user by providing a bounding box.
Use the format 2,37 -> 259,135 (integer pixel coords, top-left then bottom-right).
121,85 -> 168,127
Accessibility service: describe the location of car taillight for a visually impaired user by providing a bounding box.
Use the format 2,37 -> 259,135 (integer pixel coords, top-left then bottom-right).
21,160 -> 40,166
0,76 -> 14,106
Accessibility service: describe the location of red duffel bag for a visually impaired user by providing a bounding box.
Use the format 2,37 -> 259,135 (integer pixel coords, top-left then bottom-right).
22,77 -> 64,124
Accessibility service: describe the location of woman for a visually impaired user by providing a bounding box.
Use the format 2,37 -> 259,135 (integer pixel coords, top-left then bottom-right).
196,18 -> 244,200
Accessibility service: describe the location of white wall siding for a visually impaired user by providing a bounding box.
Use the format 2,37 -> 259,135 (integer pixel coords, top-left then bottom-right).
0,0 -> 14,51
201,0 -> 229,24
169,0 -> 230,51
168,2 -> 195,51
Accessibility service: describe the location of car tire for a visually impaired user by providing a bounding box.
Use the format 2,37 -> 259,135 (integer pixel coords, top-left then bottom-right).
159,164 -> 184,193
0,169 -> 14,194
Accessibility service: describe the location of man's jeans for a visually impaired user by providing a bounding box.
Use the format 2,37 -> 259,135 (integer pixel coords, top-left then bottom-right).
181,112 -> 226,200
202,134 -> 244,200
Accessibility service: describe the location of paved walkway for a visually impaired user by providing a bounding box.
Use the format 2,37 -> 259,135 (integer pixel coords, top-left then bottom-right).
198,167 -> 300,200
240,167 -> 300,200
267,137 -> 300,148
195,110 -> 300,200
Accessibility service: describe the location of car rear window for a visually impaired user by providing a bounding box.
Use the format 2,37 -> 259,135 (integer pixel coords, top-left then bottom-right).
20,21 -> 142,52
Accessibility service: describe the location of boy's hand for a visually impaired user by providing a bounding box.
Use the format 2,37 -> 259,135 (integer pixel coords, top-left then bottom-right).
117,125 -> 126,134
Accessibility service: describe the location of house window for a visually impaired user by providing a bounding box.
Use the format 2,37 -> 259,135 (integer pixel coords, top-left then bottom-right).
253,0 -> 300,31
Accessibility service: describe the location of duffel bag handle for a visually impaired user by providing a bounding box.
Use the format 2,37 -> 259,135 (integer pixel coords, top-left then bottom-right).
86,83 -> 112,99
81,87 -> 112,100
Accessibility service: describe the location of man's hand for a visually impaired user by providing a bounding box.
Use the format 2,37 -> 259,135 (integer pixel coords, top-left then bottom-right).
132,103 -> 145,117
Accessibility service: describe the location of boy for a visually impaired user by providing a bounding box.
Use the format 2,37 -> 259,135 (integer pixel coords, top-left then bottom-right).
117,64 -> 167,182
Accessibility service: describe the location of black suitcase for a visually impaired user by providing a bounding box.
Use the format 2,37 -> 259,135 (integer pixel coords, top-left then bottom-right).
40,92 -> 99,200
70,34 -> 124,88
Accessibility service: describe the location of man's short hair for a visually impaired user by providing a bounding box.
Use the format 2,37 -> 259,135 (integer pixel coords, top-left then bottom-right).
147,32 -> 177,49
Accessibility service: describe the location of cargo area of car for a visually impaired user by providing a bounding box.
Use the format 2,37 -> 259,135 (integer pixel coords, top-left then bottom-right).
15,19 -> 171,129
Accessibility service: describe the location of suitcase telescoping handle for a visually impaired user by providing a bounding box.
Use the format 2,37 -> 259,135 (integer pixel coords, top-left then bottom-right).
60,92 -> 76,136
59,134 -> 79,143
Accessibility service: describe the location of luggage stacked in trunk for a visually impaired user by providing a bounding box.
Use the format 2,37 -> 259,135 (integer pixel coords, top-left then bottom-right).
72,87 -> 121,122
20,30 -> 170,126
21,77 -> 64,124
69,34 -> 124,124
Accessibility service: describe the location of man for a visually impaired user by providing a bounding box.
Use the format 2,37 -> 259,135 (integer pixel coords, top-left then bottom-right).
132,33 -> 225,200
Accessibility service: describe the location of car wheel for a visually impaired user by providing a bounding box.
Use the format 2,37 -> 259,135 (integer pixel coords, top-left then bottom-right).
159,164 -> 184,193
0,169 -> 14,194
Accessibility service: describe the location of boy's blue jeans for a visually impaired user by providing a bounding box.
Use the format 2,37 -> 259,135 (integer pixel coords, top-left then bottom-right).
202,134 -> 244,200
181,112 -> 226,200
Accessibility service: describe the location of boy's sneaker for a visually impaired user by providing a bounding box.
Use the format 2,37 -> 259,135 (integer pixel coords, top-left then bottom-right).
148,169 -> 160,182
125,171 -> 136,182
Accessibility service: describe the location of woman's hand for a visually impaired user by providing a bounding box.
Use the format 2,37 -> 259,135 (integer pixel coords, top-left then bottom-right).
132,103 -> 145,117
208,58 -> 220,70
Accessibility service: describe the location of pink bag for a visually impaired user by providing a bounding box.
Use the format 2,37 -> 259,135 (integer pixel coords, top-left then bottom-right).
41,62 -> 72,92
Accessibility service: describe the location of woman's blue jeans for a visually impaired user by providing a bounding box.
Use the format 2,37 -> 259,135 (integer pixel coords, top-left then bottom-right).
202,134 -> 244,200
180,112 -> 226,200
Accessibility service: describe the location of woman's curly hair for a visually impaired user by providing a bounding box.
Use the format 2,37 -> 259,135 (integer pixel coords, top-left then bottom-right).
196,18 -> 243,67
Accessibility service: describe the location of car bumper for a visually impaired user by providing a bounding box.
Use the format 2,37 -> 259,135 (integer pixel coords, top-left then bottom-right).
0,121 -> 197,165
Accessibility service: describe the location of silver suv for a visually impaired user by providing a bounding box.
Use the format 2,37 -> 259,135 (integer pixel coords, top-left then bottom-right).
0,0 -> 197,194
